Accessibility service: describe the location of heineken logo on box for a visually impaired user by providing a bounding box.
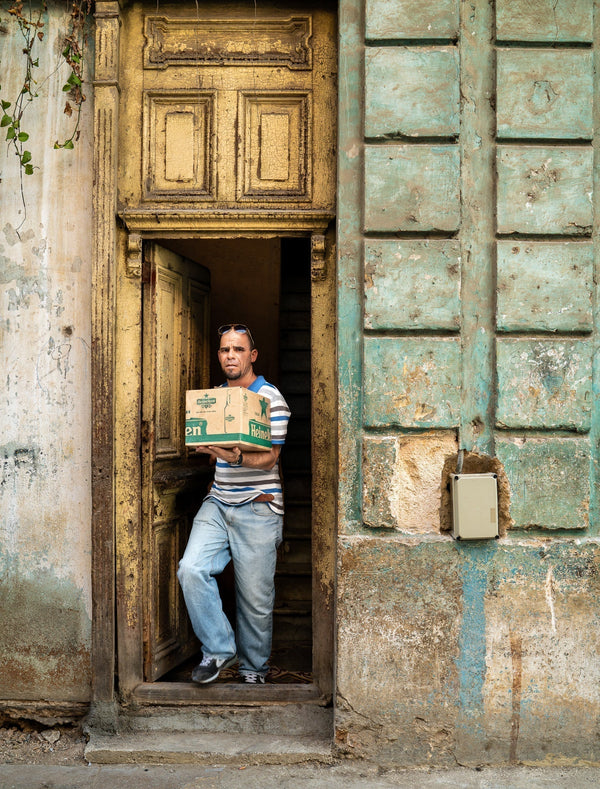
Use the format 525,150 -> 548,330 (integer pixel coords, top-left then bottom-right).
185,387 -> 271,450
249,420 -> 271,442
196,394 -> 217,409
186,418 -> 208,438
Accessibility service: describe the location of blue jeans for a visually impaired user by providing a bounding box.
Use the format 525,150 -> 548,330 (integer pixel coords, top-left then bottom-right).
177,498 -> 283,675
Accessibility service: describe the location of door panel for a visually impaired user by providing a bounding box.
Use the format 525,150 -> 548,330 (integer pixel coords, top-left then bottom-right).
143,243 -> 210,681
118,1 -> 336,220
155,268 -> 183,455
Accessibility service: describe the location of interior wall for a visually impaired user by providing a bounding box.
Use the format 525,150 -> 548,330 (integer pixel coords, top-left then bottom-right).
164,239 -> 281,385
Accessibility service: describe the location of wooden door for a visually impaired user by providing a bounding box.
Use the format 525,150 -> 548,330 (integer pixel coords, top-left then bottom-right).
142,243 -> 211,681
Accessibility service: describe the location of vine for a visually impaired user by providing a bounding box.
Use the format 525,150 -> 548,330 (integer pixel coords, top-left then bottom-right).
0,0 -> 92,183
0,1 -> 45,177
54,0 -> 91,151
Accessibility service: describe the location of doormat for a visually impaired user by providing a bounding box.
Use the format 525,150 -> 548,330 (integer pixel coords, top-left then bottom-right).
218,665 -> 312,684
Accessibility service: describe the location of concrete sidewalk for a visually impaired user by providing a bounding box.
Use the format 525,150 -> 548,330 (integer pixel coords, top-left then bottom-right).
1,762 -> 600,788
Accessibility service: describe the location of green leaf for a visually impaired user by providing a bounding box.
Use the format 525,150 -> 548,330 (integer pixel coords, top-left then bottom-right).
62,84 -> 71,92
6,127 -> 15,140
0,114 -> 11,127
62,46 -> 70,57
54,141 -> 60,149
1,100 -> 10,110
67,73 -> 82,86
63,139 -> 74,150
24,164 -> 34,175
17,132 -> 29,142
21,150 -> 32,164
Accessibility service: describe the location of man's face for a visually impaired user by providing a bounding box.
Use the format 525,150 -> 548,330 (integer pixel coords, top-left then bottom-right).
218,330 -> 258,381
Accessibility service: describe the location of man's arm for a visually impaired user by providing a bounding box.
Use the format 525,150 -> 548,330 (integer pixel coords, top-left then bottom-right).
195,444 -> 281,470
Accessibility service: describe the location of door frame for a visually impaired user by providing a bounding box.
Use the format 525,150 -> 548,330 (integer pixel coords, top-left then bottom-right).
91,223 -> 337,704
91,0 -> 337,706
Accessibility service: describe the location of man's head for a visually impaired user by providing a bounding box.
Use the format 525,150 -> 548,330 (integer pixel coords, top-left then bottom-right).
217,323 -> 258,384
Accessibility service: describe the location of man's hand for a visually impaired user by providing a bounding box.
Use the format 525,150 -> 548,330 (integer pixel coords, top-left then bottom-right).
195,444 -> 281,470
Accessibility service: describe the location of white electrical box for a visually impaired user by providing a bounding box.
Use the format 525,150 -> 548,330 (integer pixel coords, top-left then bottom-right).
451,473 -> 498,540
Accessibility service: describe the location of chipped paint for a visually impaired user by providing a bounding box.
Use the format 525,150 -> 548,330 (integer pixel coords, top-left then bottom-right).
0,4 -> 94,703
454,542 -> 496,756
362,433 -> 458,532
337,0 -> 600,768
2,0 -> 600,768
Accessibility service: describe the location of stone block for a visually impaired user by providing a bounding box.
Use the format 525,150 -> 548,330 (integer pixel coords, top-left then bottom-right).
364,239 -> 461,331
496,241 -> 593,332
364,145 -> 460,232
497,50 -> 593,139
362,433 -> 457,532
365,47 -> 459,138
497,147 -> 593,235
496,0 -> 592,42
496,338 -> 592,430
496,437 -> 590,530
365,0 -> 459,40
364,337 -> 461,428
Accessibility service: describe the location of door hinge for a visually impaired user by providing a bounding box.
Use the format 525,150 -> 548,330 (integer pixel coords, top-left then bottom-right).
141,253 -> 152,285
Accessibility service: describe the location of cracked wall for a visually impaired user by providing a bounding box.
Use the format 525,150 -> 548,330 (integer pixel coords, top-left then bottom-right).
337,0 -> 600,767
0,5 -> 94,703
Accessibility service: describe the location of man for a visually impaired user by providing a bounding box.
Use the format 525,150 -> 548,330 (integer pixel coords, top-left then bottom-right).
178,323 -> 291,685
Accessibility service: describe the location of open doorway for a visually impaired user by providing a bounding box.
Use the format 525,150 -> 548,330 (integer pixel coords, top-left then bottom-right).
147,236 -> 313,685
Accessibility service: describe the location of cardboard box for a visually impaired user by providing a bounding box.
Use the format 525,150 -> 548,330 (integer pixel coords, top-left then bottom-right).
185,387 -> 271,450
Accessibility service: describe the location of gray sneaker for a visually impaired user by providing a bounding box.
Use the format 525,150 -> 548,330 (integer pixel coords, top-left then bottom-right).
241,671 -> 266,684
192,654 -> 237,684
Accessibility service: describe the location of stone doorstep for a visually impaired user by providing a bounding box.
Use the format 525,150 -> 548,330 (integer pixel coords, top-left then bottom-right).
85,731 -> 334,765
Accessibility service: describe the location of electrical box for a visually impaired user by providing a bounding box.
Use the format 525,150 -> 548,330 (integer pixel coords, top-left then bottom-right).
452,473 -> 498,540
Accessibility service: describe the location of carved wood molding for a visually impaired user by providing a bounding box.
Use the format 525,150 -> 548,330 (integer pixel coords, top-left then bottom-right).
126,233 -> 143,278
143,91 -> 215,201
91,0 -> 121,704
119,210 -> 334,235
94,1 -> 121,87
238,91 -> 312,202
143,16 -> 312,70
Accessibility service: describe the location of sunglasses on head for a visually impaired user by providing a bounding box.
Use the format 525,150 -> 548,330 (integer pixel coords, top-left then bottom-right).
217,323 -> 255,347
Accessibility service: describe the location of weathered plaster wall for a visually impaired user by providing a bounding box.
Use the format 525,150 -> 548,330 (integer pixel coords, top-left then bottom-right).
0,5 -> 93,702
337,0 -> 600,766
336,539 -> 600,766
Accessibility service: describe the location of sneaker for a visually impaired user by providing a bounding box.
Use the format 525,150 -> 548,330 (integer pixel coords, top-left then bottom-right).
240,671 -> 266,684
191,654 -> 237,684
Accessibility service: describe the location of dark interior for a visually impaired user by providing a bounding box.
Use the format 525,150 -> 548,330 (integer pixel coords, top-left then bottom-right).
159,236 -> 312,683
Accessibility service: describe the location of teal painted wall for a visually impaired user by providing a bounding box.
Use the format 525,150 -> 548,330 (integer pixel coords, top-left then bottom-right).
337,0 -> 600,765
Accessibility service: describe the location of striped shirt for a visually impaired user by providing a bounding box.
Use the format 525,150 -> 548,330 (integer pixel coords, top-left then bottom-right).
207,376 -> 291,515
